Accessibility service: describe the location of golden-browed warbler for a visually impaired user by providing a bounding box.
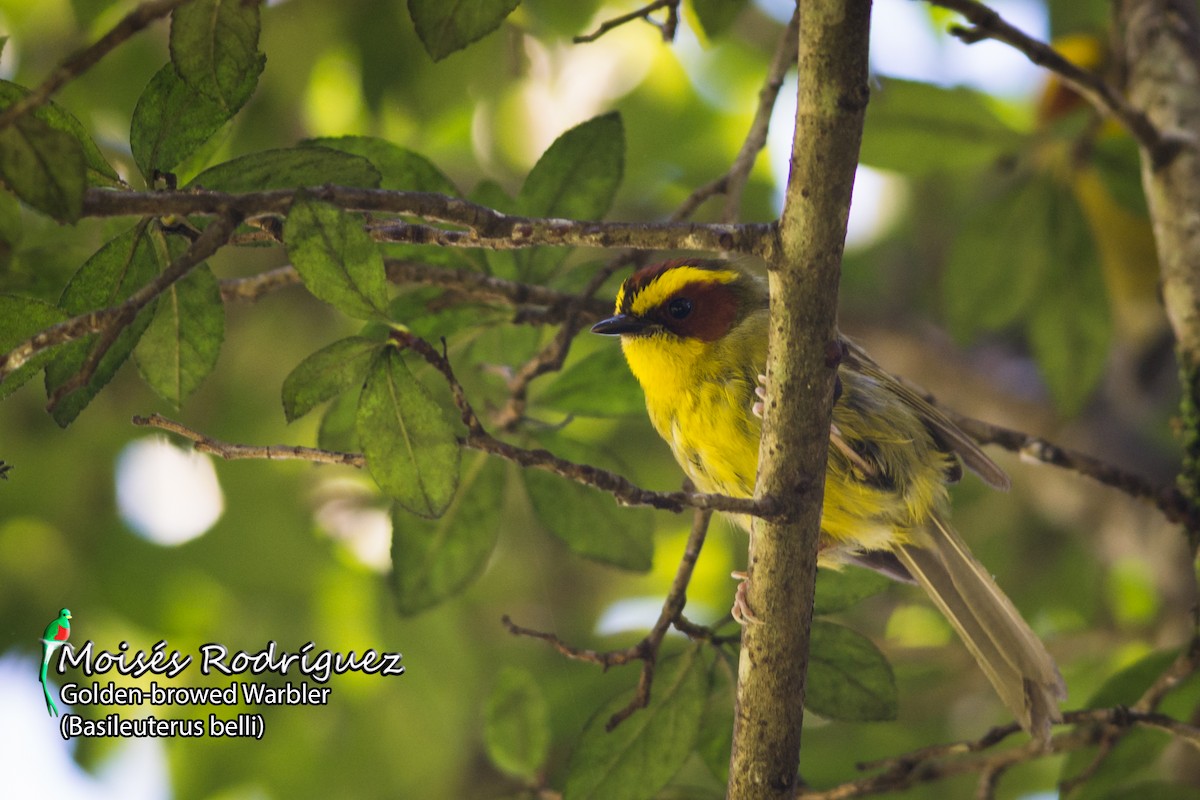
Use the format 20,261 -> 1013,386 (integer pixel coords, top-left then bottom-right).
592,258 -> 1065,742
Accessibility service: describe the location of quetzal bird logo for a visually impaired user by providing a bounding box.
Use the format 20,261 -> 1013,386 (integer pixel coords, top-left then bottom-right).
39,608 -> 72,717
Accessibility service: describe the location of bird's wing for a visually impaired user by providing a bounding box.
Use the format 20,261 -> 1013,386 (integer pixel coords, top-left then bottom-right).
840,338 -> 1010,491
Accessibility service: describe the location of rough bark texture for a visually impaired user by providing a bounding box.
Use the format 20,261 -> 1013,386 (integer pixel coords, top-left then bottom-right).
1114,0 -> 1200,544
727,1 -> 872,797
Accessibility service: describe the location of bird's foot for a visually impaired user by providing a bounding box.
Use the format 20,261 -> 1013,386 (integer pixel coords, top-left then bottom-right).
731,570 -> 762,625
752,374 -> 768,420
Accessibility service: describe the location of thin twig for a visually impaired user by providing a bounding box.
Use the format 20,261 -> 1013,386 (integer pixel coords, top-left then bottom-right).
385,261 -> 611,321
492,253 -> 637,432
574,0 -> 679,44
219,265 -> 301,302
500,615 -> 643,664
500,507 -> 717,732
927,0 -> 1179,167
671,8 -> 799,223
0,0 -> 190,133
1134,634 -> 1200,712
605,507 -> 712,730
719,5 -> 799,223
131,413 -> 366,467
217,260 -> 612,324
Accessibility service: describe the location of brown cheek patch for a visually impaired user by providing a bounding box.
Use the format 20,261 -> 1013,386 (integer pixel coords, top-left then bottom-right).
662,282 -> 739,342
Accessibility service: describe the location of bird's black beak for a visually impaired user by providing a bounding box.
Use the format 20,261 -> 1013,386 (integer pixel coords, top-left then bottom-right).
591,314 -> 651,336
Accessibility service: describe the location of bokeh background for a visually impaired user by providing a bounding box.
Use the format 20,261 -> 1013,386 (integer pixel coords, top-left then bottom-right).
0,0 -> 1195,797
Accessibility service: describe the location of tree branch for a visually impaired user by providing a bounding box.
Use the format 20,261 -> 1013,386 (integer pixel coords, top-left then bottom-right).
728,1 -> 871,797
131,413 -> 367,466
927,0 -> 1179,167
0,0 -> 190,134
82,186 -> 774,257
1114,0 -> 1200,552
946,412 -> 1196,527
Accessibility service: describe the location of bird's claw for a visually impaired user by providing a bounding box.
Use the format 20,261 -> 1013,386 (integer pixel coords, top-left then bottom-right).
751,374 -> 768,420
731,570 -> 762,625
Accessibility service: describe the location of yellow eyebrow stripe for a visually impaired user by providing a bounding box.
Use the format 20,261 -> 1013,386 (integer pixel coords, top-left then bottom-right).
622,265 -> 742,316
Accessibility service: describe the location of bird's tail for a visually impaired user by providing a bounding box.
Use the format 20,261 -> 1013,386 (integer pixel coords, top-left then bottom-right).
40,641 -> 59,717
894,513 -> 1065,744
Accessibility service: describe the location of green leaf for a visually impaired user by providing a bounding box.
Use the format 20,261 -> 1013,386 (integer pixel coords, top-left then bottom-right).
187,146 -> 382,192
687,0 -> 749,41
525,457 -> 653,570
0,79 -> 121,188
134,255 -> 223,408
806,620 -> 897,722
358,348 -> 460,517
1064,729 -> 1173,800
1091,134 -> 1148,217
284,193 -> 389,320
130,63 -> 238,180
534,345 -> 645,418
0,114 -> 84,222
283,336 -> 382,422
407,0 -> 521,61
484,665 -> 550,779
1028,185 -> 1110,414
0,295 -> 68,400
813,568 -> 892,615
1097,782 -> 1200,800
170,0 -> 264,113
388,289 -> 507,342
45,222 -> 161,426
861,78 -> 1024,176
564,645 -> 709,800
70,0 -> 117,28
695,654 -> 734,785
391,453 -> 500,613
943,177 -> 1052,338
517,112 -> 625,281
521,111 -> 626,218
318,389 -> 360,452
305,137 -> 458,194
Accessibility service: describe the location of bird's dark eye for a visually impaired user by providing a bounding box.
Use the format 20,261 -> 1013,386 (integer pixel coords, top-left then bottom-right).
667,297 -> 693,320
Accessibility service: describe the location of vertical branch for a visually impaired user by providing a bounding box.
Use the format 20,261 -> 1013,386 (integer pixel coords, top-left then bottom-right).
1112,0 -> 1200,549
727,1 -> 872,798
